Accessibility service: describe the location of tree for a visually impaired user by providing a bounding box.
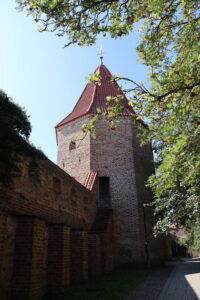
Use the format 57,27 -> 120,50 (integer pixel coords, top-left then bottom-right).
0,90 -> 31,139
0,90 -> 43,181
186,219 -> 200,253
17,0 -> 200,233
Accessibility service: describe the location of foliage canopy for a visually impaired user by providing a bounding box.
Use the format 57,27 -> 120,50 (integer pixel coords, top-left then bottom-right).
0,90 -> 31,139
17,0 -> 200,234
186,219 -> 200,253
0,90 -> 44,182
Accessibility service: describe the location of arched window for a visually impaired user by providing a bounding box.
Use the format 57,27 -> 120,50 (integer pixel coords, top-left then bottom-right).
99,176 -> 111,208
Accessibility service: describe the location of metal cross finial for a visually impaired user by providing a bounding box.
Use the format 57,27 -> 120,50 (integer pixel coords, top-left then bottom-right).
98,45 -> 104,64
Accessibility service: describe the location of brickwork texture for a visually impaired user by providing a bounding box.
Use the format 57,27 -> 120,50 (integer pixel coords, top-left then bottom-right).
0,64 -> 166,300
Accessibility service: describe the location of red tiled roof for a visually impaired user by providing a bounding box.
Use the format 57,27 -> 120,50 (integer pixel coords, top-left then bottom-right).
84,171 -> 97,191
55,64 -> 134,128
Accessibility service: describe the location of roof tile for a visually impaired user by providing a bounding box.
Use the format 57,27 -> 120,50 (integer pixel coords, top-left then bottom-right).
55,64 -> 133,128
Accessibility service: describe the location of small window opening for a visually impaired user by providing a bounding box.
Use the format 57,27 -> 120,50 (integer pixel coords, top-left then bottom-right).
99,176 -> 111,208
69,140 -> 76,151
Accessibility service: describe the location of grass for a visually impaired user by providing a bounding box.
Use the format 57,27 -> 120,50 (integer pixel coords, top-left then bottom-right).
47,267 -> 150,300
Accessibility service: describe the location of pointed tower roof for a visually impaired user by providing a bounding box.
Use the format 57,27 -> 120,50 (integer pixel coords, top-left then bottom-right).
55,64 -> 134,128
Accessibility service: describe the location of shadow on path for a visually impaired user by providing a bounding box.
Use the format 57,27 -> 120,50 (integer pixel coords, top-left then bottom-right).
125,258 -> 200,300
158,258 -> 200,300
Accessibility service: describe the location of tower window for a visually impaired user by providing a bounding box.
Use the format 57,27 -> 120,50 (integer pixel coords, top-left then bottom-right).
99,176 -> 111,208
69,140 -> 76,151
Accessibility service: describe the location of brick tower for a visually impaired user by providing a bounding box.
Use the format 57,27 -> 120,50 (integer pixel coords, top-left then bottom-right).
55,64 -> 165,265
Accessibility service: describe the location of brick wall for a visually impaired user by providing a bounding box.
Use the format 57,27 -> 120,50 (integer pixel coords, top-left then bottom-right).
57,115 -> 92,185
70,230 -> 88,283
90,117 -> 147,264
57,115 -> 165,265
0,109 -> 167,299
0,143 -> 102,299
29,219 -> 46,300
132,128 -> 165,264
0,211 -> 7,280
0,153 -> 97,230
88,233 -> 101,277
9,217 -> 46,300
0,213 -> 17,300
46,225 -> 70,293
10,217 -> 33,299
92,208 -> 114,273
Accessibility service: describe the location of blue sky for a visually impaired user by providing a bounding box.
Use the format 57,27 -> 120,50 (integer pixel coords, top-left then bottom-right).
1,1 -> 147,162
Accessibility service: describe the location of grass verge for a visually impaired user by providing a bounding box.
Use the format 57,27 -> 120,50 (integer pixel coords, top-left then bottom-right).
47,267 -> 150,300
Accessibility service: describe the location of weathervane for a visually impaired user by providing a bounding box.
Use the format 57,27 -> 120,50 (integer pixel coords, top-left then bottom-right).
98,45 -> 104,64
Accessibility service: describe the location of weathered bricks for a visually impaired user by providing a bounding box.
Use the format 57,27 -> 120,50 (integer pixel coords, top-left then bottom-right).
88,233 -> 101,277
57,115 -> 92,186
0,149 -> 99,299
70,230 -> 88,283
0,211 -> 7,270
29,219 -> 46,300
0,213 -> 16,300
58,114 -> 165,265
46,225 -> 70,293
0,153 -> 97,231
10,217 -> 46,300
0,78 -> 167,299
91,118 -> 148,264
92,208 -> 114,273
0,211 -> 7,299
